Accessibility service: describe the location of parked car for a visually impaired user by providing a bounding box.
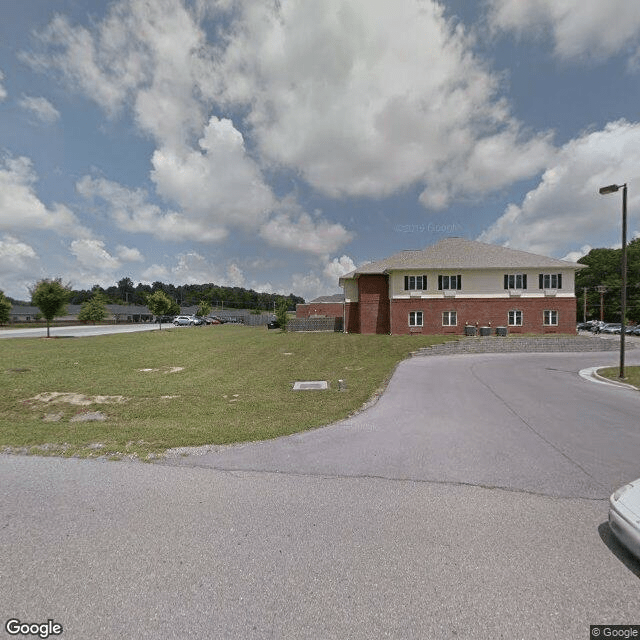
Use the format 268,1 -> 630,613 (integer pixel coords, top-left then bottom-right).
600,323 -> 622,334
609,479 -> 640,560
156,315 -> 175,323
634,326 -> 640,336
267,320 -> 280,330
206,316 -> 225,324
192,316 -> 206,326
173,315 -> 195,326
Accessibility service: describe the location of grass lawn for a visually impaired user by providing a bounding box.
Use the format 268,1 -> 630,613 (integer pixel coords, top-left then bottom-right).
0,325 -> 456,460
597,366 -> 640,389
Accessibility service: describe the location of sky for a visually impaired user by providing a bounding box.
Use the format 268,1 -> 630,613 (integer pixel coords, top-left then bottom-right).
1,0 -> 640,302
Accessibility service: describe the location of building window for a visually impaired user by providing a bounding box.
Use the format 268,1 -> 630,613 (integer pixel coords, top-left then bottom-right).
508,310 -> 523,326
442,311 -> 457,326
544,310 -> 558,326
409,311 -> 423,327
504,274 -> 527,289
438,275 -> 462,290
404,275 -> 427,291
539,273 -> 562,289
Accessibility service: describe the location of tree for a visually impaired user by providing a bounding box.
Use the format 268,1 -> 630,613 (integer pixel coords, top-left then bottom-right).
146,290 -> 175,329
576,239 -> 640,323
196,300 -> 211,318
275,298 -> 289,332
0,290 -> 12,325
78,293 -> 108,324
30,278 -> 71,337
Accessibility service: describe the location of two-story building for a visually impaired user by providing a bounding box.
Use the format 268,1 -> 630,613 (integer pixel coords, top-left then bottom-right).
338,238 -> 584,335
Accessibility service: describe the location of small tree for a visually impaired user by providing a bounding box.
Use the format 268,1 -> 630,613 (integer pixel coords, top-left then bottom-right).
0,290 -> 12,325
275,298 -> 289,332
30,278 -> 71,337
146,290 -> 174,330
78,293 -> 108,324
196,300 -> 211,318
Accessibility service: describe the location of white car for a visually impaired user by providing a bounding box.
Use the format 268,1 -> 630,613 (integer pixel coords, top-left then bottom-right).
609,479 -> 640,559
173,315 -> 195,326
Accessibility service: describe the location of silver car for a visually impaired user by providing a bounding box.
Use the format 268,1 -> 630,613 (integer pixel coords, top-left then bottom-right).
173,315 -> 195,326
609,479 -> 640,560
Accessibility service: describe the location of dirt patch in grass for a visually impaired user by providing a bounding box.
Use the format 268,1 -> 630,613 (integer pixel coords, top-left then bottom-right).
26,392 -> 128,406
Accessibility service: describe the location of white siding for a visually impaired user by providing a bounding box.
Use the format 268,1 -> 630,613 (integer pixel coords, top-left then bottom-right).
388,268 -> 577,298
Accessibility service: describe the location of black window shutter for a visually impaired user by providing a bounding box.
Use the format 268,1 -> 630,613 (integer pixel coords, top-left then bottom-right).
423,275 -> 427,289
457,275 -> 462,290
504,275 -> 509,289
438,275 -> 442,290
557,273 -> 562,289
539,274 -> 543,289
404,276 -> 409,290
523,274 -> 527,289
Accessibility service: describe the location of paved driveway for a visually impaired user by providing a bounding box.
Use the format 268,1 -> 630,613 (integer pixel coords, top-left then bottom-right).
163,350 -> 640,500
2,350 -> 640,639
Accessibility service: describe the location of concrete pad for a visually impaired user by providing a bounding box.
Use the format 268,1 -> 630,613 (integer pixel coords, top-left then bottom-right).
293,381 -> 328,390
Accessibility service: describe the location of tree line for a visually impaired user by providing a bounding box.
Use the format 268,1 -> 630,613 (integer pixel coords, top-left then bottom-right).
6,277 -> 304,312
576,237 -> 640,323
0,278 -> 305,332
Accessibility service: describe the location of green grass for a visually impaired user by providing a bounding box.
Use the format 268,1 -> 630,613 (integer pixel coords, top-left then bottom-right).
597,366 -> 640,389
0,326 -> 455,460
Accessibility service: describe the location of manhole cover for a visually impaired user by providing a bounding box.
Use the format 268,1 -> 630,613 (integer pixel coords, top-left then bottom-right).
293,381 -> 328,390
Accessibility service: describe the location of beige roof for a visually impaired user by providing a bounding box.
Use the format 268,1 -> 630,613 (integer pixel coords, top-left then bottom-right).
341,238 -> 584,279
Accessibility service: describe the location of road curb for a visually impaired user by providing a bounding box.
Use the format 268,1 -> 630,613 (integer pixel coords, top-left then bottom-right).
579,366 -> 639,390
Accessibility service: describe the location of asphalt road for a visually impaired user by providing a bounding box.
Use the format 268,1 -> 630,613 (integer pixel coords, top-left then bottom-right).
2,350 -> 640,639
0,323 -> 162,339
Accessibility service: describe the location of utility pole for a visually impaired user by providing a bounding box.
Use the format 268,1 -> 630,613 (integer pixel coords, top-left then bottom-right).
596,286 -> 607,322
583,287 -> 587,323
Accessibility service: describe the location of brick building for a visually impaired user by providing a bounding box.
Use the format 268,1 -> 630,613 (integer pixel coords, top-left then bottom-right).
296,294 -> 344,319
339,238 -> 584,335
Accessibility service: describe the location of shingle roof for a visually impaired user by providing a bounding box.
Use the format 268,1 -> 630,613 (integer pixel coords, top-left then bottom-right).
308,294 -> 345,303
342,238 -> 584,278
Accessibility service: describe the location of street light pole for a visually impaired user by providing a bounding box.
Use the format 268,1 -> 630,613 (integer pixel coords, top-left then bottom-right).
599,183 -> 628,379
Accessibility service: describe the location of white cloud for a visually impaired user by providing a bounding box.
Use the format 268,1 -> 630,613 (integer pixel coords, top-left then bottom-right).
23,1 -> 212,147
259,203 -> 353,256
28,0 -> 553,215
289,254 -> 355,301
478,120 -> 640,257
115,245 -> 144,262
562,245 -> 592,263
0,235 -> 40,299
150,116 -> 275,230
214,0 -> 552,206
486,0 -> 640,64
76,175 -> 228,242
0,69 -> 6,101
141,263 -> 170,282
323,255 -> 356,283
70,239 -> 120,271
141,252 -> 246,289
18,95 -> 61,124
0,155 -> 89,238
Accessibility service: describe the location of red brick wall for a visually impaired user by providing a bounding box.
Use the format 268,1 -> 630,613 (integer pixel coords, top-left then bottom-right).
344,302 -> 359,333
296,302 -> 344,318
390,297 -> 577,335
358,275 -> 390,334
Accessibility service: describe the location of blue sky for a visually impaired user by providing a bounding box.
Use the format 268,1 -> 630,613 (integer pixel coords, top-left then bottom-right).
1,0 -> 640,301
